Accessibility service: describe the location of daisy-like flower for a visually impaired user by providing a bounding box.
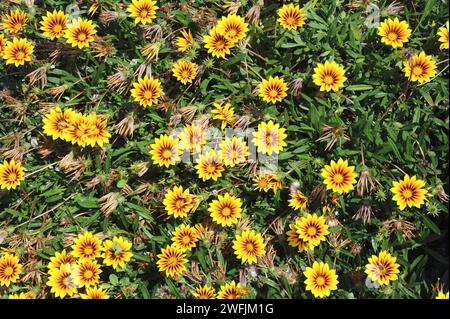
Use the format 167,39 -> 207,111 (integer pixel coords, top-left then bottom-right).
149,134 -> 181,168
130,76 -> 162,108
178,124 -> 207,153
296,214 -> 329,249
2,9 -> 27,33
9,292 -> 34,299
102,236 -> 133,269
378,17 -> 412,48
365,251 -> 400,286
221,137 -> 248,167
85,113 -> 111,148
193,285 -> 216,299
127,0 -> 158,25
63,112 -> 92,147
390,174 -> 429,210
0,34 -> 7,56
171,224 -> 199,252
258,76 -> 288,104
172,60 -> 197,85
0,253 -> 22,287
436,291 -> 449,299
0,159 -> 25,190
437,21 -> 449,50
80,286 -> 110,299
42,107 -> 77,141
47,263 -> 77,298
71,232 -> 102,262
312,61 -> 347,92
289,190 -> 308,211
286,221 -> 310,252
217,281 -> 247,299
163,185 -> 195,219
156,244 -> 188,278
253,171 -> 282,193
215,14 -> 249,42
48,249 -> 76,274
252,121 -> 287,155
175,29 -> 194,52
40,10 -> 68,40
403,52 -> 437,83
321,158 -> 358,194
203,27 -> 235,59
195,149 -> 225,182
211,103 -> 237,130
304,261 -> 339,298
277,3 -> 307,30
64,17 -> 97,49
2,37 -> 34,67
233,230 -> 266,265
208,193 -> 242,227
74,260 -> 102,288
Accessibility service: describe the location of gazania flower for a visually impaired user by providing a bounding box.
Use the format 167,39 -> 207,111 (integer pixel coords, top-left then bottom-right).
0,254 -> 22,287
102,236 -> 133,269
287,222 -> 310,252
163,185 -> 195,218
403,52 -> 437,83
74,260 -> 102,288
217,281 -> 247,299
42,107 -> 77,141
216,14 -> 249,42
277,3 -> 307,30
304,261 -> 339,298
211,103 -> 237,130
47,263 -> 77,298
127,0 -> 158,25
252,121 -> 287,155
40,10 -> 68,40
289,190 -> 308,211
233,230 -> 266,265
64,17 -> 97,49
130,76 -> 162,108
296,214 -> 329,249
312,61 -> 347,92
172,60 -> 197,85
71,232 -> 102,261
2,9 -> 27,33
390,175 -> 429,210
80,286 -> 110,299
178,123 -> 207,153
0,159 -> 25,190
258,76 -> 288,104
436,291 -> 449,299
203,27 -> 235,59
9,292 -> 34,299
0,34 -> 7,56
437,21 -> 449,50
208,193 -> 242,227
195,149 -> 225,182
156,244 -> 188,278
365,251 -> 400,286
221,137 -> 248,167
193,285 -> 216,299
253,171 -> 282,193
63,113 -> 92,147
48,249 -> 76,273
85,113 -> 111,148
175,29 -> 194,52
171,224 -> 199,252
321,158 -> 358,194
378,17 -> 412,48
149,134 -> 181,168
2,37 -> 34,67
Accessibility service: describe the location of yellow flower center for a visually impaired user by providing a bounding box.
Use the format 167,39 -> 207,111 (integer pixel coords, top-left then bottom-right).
206,163 -> 216,173
167,256 -> 179,267
221,207 -> 231,217
4,266 -> 14,276
54,24 -> 63,33
387,32 -> 398,41
258,179 -> 269,189
15,51 -> 25,60
84,270 -> 93,279
181,70 -> 190,79
316,275 -> 326,286
246,242 -> 255,252
402,189 -> 413,199
307,226 -> 317,236
216,40 -> 226,50
84,246 -> 94,256
78,32 -> 87,41
323,75 -> 335,85
7,172 -> 17,182
182,235 -> 191,245
140,9 -> 149,18
227,29 -> 237,38
143,90 -> 154,99
333,173 -> 344,184
268,90 -> 279,98
175,199 -> 185,210
162,149 -> 172,159
286,17 -> 297,26
412,66 -> 423,76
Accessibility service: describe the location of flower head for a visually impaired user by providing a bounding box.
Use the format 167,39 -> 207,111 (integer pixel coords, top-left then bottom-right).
390,175 -> 429,210
378,17 -> 411,48
71,232 -> 103,261
74,259 -> 102,288
149,134 -> 181,168
221,137 -> 248,167
131,76 -> 162,108
287,222 -> 311,252
253,171 -> 282,193
403,52 -> 437,83
211,103 -> 237,130
156,244 -> 188,278
195,149 -> 225,182
321,158 -> 358,194
163,185 -> 195,218
40,10 -> 68,40
172,60 -> 197,85
171,224 -> 199,252
215,14 -> 249,42
0,253 -> 22,287
295,213 -> 329,249
64,18 -> 97,49
312,61 -> 347,92
2,37 -> 34,67
217,281 -> 247,299
102,236 -> 132,269
175,29 -> 194,52
193,285 -> 216,299
42,107 -> 77,141
277,4 -> 307,30
289,190 -> 308,211
127,0 -> 158,25
203,27 -> 235,59
178,123 -> 207,153
2,9 -> 27,33
47,263 -> 77,298
233,229 -> 266,265
80,286 -> 110,299
252,121 -> 287,155
48,249 -> 76,274
208,193 -> 242,227
0,159 -> 25,190
258,76 -> 288,104
365,251 -> 400,286
304,261 -> 339,298
437,21 -> 449,50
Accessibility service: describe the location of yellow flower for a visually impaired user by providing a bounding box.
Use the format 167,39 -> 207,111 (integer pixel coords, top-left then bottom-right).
277,3 -> 307,30
178,123 -> 207,153
436,291 -> 449,299
80,286 -> 110,299
289,190 -> 308,211
2,9 -> 27,33
378,17 -> 411,48
217,281 -> 247,299
0,34 -> 7,56
156,244 -> 188,278
172,60 -> 197,85
215,14 -> 249,42
296,213 -> 329,249
304,261 -> 339,298
252,120 -> 287,155
390,174 -> 429,210
258,76 -> 288,104
171,224 -> 199,252
85,113 -> 111,148
211,103 -> 237,130
163,185 -> 195,219
193,285 -> 216,299
63,112 -> 92,147
127,0 -> 158,25
321,158 -> 358,194
437,21 -> 449,50
9,292 -> 34,299
149,134 -> 181,168
74,260 -> 102,288
47,263 -> 77,298
71,231 -> 103,262
233,229 -> 266,265
208,193 -> 242,227
130,76 -> 163,108
0,159 -> 25,191
102,236 -> 133,269
403,52 -> 437,83
48,249 -> 76,274
42,107 -> 77,141
40,10 -> 68,40
203,27 -> 235,59
195,149 -> 225,182
0,253 -> 22,287
312,61 -> 347,92
2,37 -> 34,67
365,250 -> 400,286
253,171 -> 282,193
221,137 -> 248,167
64,17 -> 97,49
175,29 -> 194,52
286,221 -> 310,252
